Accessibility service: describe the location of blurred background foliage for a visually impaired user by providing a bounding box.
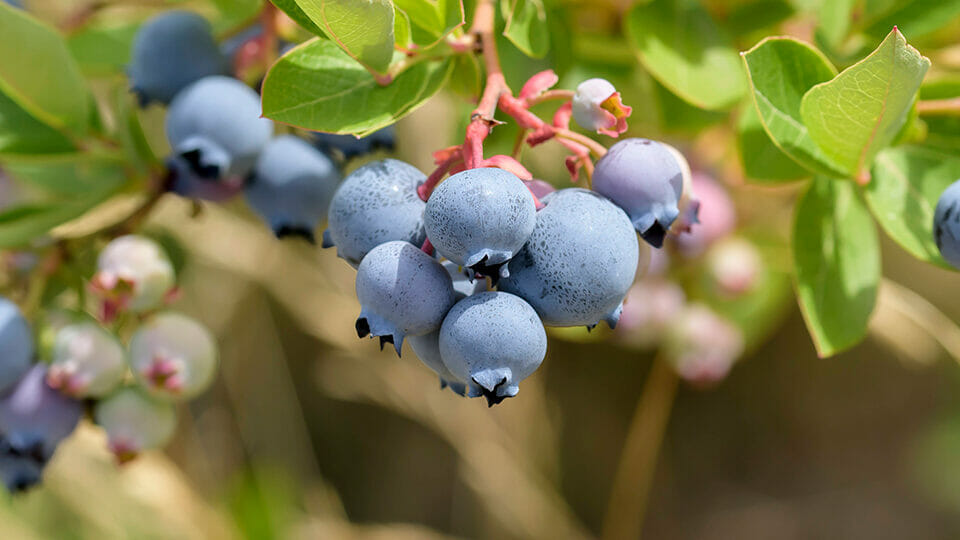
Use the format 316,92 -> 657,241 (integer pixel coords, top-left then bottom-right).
2,0 -> 960,538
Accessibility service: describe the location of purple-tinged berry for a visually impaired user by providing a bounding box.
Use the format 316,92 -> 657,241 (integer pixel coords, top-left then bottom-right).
593,138 -> 684,247
522,179 -> 556,199
166,154 -> 245,202
673,173 -> 735,256
324,159 -> 427,267
245,135 -> 341,242
354,241 -> 456,356
0,366 -> 82,464
617,280 -> 686,348
934,179 -> 960,269
129,312 -> 218,401
0,296 -> 32,395
94,387 -> 177,463
424,168 -> 536,281
439,292 -> 546,406
500,189 -> 638,328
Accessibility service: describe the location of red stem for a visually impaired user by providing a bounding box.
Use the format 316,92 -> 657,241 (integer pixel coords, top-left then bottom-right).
421,237 -> 435,256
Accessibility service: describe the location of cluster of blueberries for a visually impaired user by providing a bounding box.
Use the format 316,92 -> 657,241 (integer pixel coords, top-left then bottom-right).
0,235 -> 216,493
129,10 -> 394,240
321,137 -> 686,405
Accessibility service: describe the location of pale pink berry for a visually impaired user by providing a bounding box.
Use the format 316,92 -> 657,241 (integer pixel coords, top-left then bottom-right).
674,173 -> 736,256
617,280 -> 686,348
48,322 -> 126,398
94,387 -> 177,463
129,312 -> 218,401
664,305 -> 743,386
91,235 -> 175,318
707,237 -> 762,297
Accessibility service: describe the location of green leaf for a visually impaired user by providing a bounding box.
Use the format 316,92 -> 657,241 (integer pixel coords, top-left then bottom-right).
502,0 -> 549,59
292,0 -> 395,74
741,37 -> 846,177
0,3 -> 90,133
793,176 -> 880,357
625,0 -> 745,111
394,0 -> 464,47
816,0 -> 855,47
865,0 -> 960,40
67,23 -> 139,77
270,0 -> 326,36
0,91 -> 75,154
865,146 -> 960,267
262,39 -> 451,136
800,28 -> 930,182
3,153 -> 128,197
448,51 -> 482,100
212,0 -> 265,29
727,0 -> 796,37
737,104 -> 810,183
0,154 -> 128,248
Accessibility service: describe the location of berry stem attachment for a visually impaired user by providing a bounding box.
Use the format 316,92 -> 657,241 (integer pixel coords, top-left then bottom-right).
525,89 -> 575,107
463,0 -> 510,169
421,237 -> 435,256
917,97 -> 960,116
554,128 -> 608,158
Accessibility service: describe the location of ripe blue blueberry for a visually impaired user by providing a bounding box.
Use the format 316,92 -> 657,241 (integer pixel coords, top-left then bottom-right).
408,330 -> 476,397
48,322 -> 127,398
355,241 -> 457,355
166,76 -> 273,180
313,126 -> 396,161
499,188 -> 639,328
439,292 -> 547,406
0,366 -> 83,466
0,296 -> 33,395
934,179 -> 960,269
592,138 -> 684,248
129,312 -> 218,401
245,135 -> 341,241
166,154 -> 245,202
128,11 -> 228,106
0,454 -> 43,493
95,387 -> 177,463
324,159 -> 427,266
424,168 -> 536,281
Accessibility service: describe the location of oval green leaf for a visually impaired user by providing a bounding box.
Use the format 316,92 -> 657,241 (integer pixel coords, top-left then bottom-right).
292,0 -> 395,74
625,0 -> 745,111
800,28 -> 930,182
502,0 -> 549,59
0,3 -> 90,132
741,37 -> 846,178
737,104 -> 811,183
793,176 -> 880,357
866,146 -> 960,268
262,39 -> 452,136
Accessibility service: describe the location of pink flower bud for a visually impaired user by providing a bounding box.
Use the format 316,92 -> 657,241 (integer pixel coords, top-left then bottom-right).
665,305 -> 743,386
707,237 -> 762,297
571,78 -> 632,137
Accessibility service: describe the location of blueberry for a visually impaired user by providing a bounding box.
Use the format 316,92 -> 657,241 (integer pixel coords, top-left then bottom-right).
166,154 -> 245,202
91,235 -> 175,315
0,455 -> 43,493
439,292 -> 547,406
48,322 -> 127,398
245,135 -> 341,242
166,76 -> 273,180
313,126 -> 396,161
128,11 -> 228,106
0,366 -> 82,464
129,312 -> 218,401
94,387 -> 177,463
522,179 -> 556,199
408,330 -> 475,397
592,138 -> 684,247
934,179 -> 960,269
324,159 -> 427,266
354,241 -> 457,355
443,260 -> 487,297
0,297 -> 33,395
424,168 -> 536,280
499,188 -> 639,328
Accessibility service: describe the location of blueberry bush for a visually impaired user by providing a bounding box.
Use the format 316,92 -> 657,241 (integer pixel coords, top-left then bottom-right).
1,0 -> 960,537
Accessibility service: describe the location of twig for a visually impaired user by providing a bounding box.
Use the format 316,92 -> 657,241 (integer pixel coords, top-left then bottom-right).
601,356 -> 679,540
917,98 -> 960,116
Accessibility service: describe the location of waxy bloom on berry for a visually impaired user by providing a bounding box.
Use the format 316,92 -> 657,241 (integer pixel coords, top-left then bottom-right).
571,78 -> 632,137
91,235 -> 176,318
129,312 -> 218,401
48,322 -> 127,399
